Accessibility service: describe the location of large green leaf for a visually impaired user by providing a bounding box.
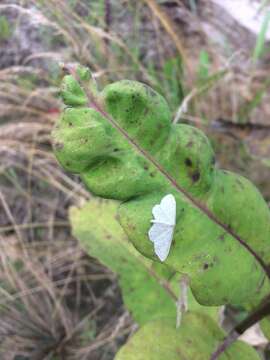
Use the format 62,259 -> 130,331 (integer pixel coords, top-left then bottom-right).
52,66 -> 270,307
70,199 -> 219,325
115,312 -> 260,360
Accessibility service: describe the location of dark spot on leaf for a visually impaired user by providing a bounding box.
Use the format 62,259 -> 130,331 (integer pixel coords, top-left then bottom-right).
113,148 -> 119,152
106,235 -> 112,240
185,158 -> 192,167
192,171 -> 200,182
54,142 -> 64,150
68,122 -> 73,127
203,263 -> 209,270
176,348 -> 185,356
143,165 -> 149,170
219,234 -> 225,241
150,172 -> 155,177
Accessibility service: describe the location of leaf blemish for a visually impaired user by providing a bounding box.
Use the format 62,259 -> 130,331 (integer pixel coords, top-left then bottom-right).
192,171 -> 200,183
185,158 -> 193,167
218,234 -> 225,241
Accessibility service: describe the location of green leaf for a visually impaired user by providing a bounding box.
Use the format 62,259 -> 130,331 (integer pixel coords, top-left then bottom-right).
115,312 -> 260,360
70,199 -> 219,324
260,315 -> 270,340
52,67 -> 270,307
70,199 -> 176,324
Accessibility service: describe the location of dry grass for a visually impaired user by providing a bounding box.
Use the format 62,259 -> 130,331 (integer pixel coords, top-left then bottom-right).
0,232 -> 134,359
0,64 -> 133,358
0,1 -> 144,357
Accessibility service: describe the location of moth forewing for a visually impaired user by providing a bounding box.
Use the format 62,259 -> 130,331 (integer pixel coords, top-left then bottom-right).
148,194 -> 176,261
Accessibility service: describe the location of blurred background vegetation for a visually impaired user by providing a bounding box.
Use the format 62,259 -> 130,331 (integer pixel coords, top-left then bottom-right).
0,0 -> 270,359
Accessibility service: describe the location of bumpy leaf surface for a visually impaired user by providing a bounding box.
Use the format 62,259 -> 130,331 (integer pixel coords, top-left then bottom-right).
115,312 -> 260,360
52,67 -> 270,306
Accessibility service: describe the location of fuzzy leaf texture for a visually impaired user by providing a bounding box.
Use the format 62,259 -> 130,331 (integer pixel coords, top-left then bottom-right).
115,312 -> 260,360
70,199 -> 219,325
52,65 -> 270,307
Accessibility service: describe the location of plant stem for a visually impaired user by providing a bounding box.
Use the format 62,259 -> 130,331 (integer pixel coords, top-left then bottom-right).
211,294 -> 270,359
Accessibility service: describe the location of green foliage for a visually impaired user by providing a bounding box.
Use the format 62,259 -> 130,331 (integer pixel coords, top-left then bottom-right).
0,15 -> 12,41
253,10 -> 270,62
52,66 -> 270,309
197,50 -> 210,83
115,312 -> 260,360
70,199 -> 219,325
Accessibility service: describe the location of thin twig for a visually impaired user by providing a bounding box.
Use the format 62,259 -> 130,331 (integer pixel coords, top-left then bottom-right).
211,294 -> 270,359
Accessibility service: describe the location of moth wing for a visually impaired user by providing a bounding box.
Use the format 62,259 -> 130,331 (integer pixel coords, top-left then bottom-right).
152,194 -> 176,225
148,223 -> 174,262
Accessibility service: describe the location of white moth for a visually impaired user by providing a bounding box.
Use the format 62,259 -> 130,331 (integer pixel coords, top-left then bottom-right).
148,194 -> 176,262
